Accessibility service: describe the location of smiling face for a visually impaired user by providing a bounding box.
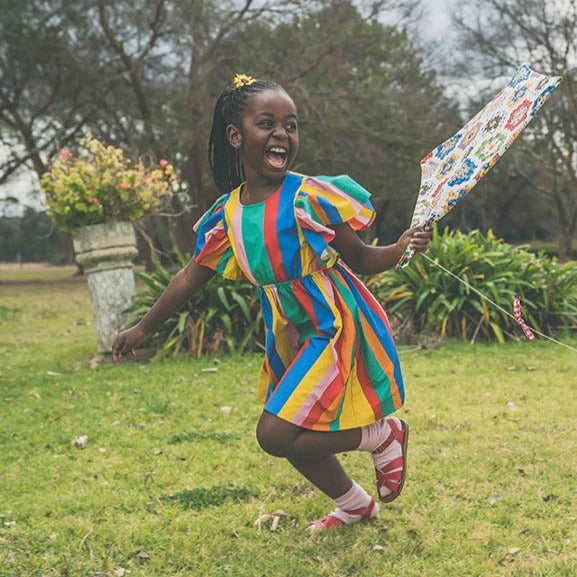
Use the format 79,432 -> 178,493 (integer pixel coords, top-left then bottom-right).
227,89 -> 299,187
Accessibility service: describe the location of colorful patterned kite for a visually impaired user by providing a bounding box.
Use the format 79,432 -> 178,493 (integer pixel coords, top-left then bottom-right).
397,63 -> 562,268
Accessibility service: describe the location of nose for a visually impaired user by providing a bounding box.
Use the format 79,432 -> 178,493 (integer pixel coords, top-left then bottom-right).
271,125 -> 288,140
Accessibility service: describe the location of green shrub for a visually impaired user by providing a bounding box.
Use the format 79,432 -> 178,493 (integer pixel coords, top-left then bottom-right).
127,251 -> 263,358
369,228 -> 577,343
41,135 -> 175,234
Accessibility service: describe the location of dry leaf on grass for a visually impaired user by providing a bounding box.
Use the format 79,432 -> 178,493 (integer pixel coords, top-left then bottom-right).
135,550 -> 152,562
72,435 -> 88,449
254,510 -> 295,531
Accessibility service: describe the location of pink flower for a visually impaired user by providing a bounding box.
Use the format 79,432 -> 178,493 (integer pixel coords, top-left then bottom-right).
159,159 -> 169,168
59,149 -> 72,160
119,183 -> 132,190
87,197 -> 100,204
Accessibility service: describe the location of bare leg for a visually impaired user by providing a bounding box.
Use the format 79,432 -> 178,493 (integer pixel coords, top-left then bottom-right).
256,413 -> 381,530
256,411 -> 361,459
288,455 -> 353,499
289,455 -> 379,531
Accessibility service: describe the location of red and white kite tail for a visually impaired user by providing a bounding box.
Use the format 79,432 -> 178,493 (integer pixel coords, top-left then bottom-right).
513,295 -> 536,341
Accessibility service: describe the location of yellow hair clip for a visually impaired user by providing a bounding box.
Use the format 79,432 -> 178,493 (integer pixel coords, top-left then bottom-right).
233,73 -> 256,89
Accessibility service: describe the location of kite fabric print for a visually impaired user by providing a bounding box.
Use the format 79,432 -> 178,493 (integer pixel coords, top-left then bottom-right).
398,63 -> 562,268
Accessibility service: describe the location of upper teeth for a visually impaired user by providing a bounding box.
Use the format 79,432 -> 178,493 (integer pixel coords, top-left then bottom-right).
269,147 -> 286,154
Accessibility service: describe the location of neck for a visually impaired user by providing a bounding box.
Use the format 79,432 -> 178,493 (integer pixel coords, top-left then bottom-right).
242,173 -> 286,203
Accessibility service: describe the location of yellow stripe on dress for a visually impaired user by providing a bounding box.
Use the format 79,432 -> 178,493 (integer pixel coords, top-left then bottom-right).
276,341 -> 339,427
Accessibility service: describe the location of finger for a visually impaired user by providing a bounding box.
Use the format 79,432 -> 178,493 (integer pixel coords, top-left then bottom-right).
409,238 -> 429,250
412,235 -> 430,245
112,335 -> 125,362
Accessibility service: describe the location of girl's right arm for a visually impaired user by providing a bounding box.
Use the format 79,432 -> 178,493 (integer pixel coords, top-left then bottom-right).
111,259 -> 215,361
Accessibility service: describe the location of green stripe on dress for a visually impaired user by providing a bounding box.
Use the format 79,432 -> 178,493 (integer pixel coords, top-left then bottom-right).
240,204 -> 276,283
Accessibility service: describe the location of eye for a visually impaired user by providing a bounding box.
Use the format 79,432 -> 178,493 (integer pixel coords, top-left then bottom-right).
286,121 -> 298,133
258,119 -> 273,128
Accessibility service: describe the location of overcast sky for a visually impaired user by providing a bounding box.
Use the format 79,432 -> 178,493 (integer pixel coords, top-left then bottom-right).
420,0 -> 456,40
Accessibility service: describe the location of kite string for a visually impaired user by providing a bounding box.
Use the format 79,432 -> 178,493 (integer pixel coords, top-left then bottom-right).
420,252 -> 577,354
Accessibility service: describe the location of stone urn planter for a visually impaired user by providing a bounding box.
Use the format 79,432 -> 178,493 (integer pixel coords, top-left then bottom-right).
73,221 -> 138,355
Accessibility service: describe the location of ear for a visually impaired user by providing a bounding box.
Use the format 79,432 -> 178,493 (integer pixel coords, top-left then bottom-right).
226,124 -> 242,149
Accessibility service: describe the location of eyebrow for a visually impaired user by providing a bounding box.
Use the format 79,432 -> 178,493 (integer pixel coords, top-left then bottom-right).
255,111 -> 298,119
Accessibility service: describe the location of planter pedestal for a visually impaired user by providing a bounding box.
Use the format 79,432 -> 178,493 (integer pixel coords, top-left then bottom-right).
73,222 -> 138,355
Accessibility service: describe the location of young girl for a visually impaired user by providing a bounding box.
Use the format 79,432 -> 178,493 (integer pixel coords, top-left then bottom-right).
112,74 -> 431,531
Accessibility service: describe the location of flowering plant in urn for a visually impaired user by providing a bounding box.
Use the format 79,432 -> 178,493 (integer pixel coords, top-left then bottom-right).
41,134 -> 175,234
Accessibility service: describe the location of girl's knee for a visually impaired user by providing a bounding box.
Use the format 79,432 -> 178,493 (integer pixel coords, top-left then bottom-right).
256,414 -> 293,458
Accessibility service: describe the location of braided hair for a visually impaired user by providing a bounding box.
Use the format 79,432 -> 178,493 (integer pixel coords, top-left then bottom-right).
208,78 -> 283,195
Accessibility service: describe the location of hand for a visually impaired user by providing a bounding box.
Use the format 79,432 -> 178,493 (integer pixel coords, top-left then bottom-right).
112,325 -> 148,362
396,226 -> 431,255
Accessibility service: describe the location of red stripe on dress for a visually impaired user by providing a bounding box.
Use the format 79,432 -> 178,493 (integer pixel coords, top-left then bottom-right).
263,186 -> 287,281
299,276 -> 349,429
302,368 -> 344,430
334,266 -> 394,337
294,281 -> 320,331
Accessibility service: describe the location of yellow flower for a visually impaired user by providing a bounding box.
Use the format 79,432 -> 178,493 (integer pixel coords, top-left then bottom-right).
233,73 -> 256,89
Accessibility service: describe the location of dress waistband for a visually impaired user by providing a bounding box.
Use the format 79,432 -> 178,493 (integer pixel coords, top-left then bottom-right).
260,265 -> 337,289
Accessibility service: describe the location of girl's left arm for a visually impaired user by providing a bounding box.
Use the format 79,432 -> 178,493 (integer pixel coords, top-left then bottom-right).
330,223 -> 431,275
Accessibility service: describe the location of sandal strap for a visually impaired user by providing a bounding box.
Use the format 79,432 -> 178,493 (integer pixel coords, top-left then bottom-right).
377,455 -> 404,474
308,499 -> 377,531
360,498 -> 377,521
310,514 -> 346,530
373,419 -> 403,455
373,418 -> 408,502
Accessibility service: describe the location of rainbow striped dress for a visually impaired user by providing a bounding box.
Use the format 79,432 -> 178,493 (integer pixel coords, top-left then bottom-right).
193,172 -> 404,431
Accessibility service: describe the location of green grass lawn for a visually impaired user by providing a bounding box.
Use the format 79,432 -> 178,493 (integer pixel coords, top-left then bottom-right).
1,264 -> 577,577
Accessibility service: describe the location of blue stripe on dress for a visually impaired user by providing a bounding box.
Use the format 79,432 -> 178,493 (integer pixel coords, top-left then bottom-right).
314,193 -> 344,224
260,289 -> 286,382
277,173 -> 303,279
301,275 -> 338,338
265,336 -> 332,414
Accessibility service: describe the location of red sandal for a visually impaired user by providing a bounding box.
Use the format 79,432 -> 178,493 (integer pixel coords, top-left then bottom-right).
372,417 -> 409,503
308,499 -> 378,532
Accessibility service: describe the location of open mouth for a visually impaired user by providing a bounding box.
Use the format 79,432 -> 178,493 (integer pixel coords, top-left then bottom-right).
265,146 -> 288,169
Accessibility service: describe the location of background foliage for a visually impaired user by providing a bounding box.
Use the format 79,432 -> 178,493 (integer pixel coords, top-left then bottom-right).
4,0 -> 575,264
128,251 -> 262,357
370,227 -> 577,343
452,0 -> 577,259
41,135 -> 175,233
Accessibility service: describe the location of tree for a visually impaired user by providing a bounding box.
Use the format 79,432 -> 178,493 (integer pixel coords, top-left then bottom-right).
0,1 -> 103,185
1,0 -> 458,261
217,0 -> 461,241
453,0 -> 577,258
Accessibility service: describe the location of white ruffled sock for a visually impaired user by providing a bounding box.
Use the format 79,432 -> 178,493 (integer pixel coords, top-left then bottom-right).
357,418 -> 392,452
329,481 -> 378,525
